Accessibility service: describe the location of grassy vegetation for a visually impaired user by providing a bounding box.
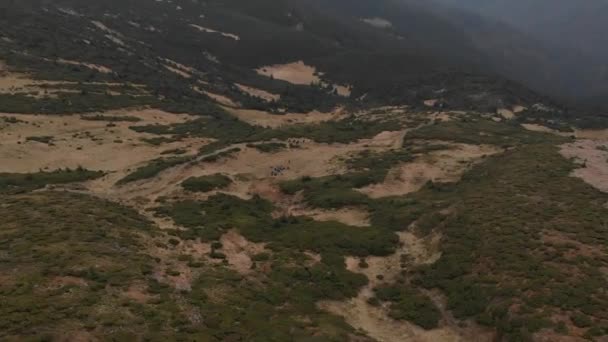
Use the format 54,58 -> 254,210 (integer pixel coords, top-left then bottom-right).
406,118 -> 569,146
411,144 -> 608,340
0,93 -> 156,114
117,156 -> 193,185
0,192 -> 158,339
279,149 -> 413,209
181,174 -> 232,193
247,142 -> 287,153
155,193 -> 398,257
133,113 -> 403,149
373,284 -> 441,329
0,168 -> 104,193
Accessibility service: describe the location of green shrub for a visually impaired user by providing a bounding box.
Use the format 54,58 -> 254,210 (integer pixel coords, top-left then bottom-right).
181,174 -> 232,193
0,168 -> 104,193
117,156 -> 194,184
374,284 -> 441,329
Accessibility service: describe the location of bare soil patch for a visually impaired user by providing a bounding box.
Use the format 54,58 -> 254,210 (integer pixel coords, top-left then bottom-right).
256,61 -> 321,85
235,83 -> 280,102
256,61 -> 351,96
0,109 -> 200,173
560,139 -> 608,192
574,128 -> 608,140
289,207 -> 371,227
219,229 -> 267,275
189,24 -> 240,40
358,143 -> 499,198
194,87 -> 239,107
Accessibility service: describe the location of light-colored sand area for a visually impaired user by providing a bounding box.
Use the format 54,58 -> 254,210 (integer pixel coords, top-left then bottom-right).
91,20 -> 127,47
189,24 -> 240,41
256,61 -> 321,86
235,83 -> 280,102
164,64 -> 191,78
362,17 -> 393,28
497,105 -> 526,120
560,139 -> 608,193
358,143 -> 499,198
161,58 -> 197,79
288,207 -> 371,227
256,61 -> 352,96
194,87 -> 239,107
0,109 -> 201,173
56,58 -> 113,74
90,130 -> 404,210
224,106 -> 346,128
574,128 -> 608,140
319,231 -> 491,342
219,229 -> 268,275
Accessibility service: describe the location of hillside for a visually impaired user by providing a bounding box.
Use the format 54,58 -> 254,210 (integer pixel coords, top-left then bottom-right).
1,1 -> 608,342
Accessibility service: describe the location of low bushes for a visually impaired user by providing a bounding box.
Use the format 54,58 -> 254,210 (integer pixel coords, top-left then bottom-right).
181,174 -> 232,192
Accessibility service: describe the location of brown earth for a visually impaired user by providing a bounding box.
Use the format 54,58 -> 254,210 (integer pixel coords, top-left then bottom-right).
358,143 -> 499,198
560,139 -> 608,193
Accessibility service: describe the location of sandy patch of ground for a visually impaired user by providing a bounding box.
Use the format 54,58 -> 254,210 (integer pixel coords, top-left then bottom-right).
358,143 -> 499,198
522,123 -> 559,134
195,88 -> 238,107
560,139 -> 608,192
189,24 -> 240,41
92,130 -> 401,207
288,207 -> 371,227
424,99 -> 438,107
513,105 -> 527,113
48,276 -> 88,289
219,229 -> 267,275
91,20 -> 126,47
256,61 -> 321,86
574,128 -> 608,140
56,58 -> 113,74
256,61 -> 350,96
497,108 -> 515,119
162,58 -> 197,79
362,17 -> 393,28
235,83 -> 280,102
225,106 -> 346,128
319,232 -> 486,342
164,64 -> 191,78
0,109 -> 200,173
333,84 -> 352,97
123,284 -> 153,303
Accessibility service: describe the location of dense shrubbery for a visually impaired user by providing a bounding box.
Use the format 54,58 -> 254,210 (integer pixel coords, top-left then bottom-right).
0,192 -> 158,338
373,284 -> 441,329
156,193 -> 398,256
0,168 -> 104,193
117,156 -> 193,184
411,144 -> 608,339
406,118 -> 569,146
181,174 -> 232,192
247,142 -> 286,153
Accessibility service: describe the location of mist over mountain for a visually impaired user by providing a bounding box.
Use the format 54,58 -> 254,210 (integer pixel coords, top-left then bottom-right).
431,0 -> 608,102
